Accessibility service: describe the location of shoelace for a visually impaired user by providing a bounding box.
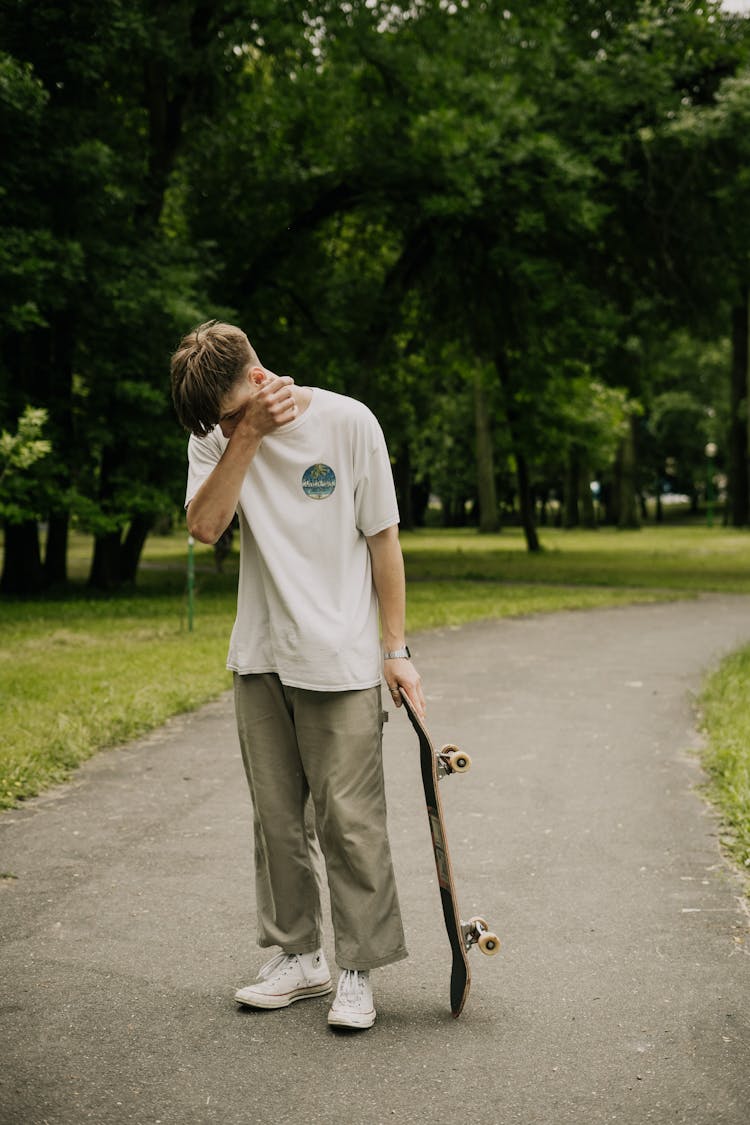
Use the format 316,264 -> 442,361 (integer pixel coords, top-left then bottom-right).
337,970 -> 368,1003
258,952 -> 295,981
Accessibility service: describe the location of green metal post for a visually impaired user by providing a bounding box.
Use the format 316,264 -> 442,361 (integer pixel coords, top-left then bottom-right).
706,461 -> 713,528
187,534 -> 195,632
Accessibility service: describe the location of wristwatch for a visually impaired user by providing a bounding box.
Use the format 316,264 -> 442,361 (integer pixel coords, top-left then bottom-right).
383,646 -> 411,660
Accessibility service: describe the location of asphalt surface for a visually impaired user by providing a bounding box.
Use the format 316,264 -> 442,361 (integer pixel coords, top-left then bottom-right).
2,596 -> 750,1125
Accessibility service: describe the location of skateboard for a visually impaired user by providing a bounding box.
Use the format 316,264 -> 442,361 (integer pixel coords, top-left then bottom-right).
399,689 -> 499,1017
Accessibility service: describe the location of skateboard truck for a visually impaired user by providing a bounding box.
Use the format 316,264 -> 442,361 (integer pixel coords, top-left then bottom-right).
436,744 -> 471,779
461,915 -> 501,957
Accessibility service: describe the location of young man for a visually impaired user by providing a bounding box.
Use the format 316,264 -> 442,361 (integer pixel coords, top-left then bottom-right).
170,321 -> 425,1031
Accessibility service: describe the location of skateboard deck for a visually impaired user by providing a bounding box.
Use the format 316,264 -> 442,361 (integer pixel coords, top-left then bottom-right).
400,690 -> 499,1017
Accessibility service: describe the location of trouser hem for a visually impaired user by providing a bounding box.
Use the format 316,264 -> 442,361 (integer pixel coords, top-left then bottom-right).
259,939 -> 324,957
335,945 -> 409,971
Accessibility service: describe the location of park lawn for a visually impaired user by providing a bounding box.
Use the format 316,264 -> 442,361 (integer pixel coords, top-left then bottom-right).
1,523 -> 749,812
401,525 -> 750,591
0,587 -> 233,809
700,647 -> 750,889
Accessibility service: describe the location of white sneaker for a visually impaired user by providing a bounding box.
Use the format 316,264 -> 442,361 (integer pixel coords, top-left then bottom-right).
234,950 -> 332,1009
327,970 -> 376,1029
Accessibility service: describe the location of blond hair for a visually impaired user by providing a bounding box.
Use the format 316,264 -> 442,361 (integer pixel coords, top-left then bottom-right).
170,320 -> 259,436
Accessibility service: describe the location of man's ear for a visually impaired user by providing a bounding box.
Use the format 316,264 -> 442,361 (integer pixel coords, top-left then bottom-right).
249,365 -> 266,387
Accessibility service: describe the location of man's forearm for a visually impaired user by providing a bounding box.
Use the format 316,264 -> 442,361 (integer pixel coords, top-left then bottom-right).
187,431 -> 262,544
366,524 -> 426,717
366,526 -> 406,649
187,371 -> 297,544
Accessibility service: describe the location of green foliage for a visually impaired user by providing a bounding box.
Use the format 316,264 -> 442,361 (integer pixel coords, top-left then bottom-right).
409,357 -> 482,523
639,327 -> 730,496
534,371 -> 633,478
1,0 -> 750,586
0,405 -> 50,475
0,1 -> 245,586
0,406 -> 52,522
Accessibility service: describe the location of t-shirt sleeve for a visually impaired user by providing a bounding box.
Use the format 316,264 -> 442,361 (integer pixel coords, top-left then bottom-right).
185,430 -> 225,509
354,410 -> 400,536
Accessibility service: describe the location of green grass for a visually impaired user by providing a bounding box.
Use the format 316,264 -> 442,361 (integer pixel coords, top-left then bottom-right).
402,525 -> 750,592
1,585 -> 233,809
403,580 -> 683,628
700,647 -> 750,888
2,522 -> 750,811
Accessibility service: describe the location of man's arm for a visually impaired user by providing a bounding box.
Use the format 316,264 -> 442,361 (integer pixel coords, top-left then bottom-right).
366,524 -> 426,718
187,374 -> 295,544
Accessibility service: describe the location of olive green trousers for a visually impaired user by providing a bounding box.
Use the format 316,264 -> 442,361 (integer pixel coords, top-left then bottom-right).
234,672 -> 408,970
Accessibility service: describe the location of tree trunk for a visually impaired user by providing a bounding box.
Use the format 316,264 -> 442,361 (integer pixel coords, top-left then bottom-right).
89,530 -> 123,591
474,372 -> 500,533
410,478 -> 430,529
514,451 -> 540,550
43,510 -> 69,586
564,448 -> 580,528
393,449 -> 414,531
494,348 -> 540,552
729,286 -> 749,526
743,287 -> 750,525
43,313 -> 76,586
1,519 -> 44,595
601,479 -> 616,526
442,495 -> 468,527
120,515 -> 153,584
617,416 -> 641,530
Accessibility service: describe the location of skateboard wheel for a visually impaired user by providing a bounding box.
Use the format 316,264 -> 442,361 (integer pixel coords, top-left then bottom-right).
468,915 -> 488,933
443,745 -> 471,773
478,931 -> 500,956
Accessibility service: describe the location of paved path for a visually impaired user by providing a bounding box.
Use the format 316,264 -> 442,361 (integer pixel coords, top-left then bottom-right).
2,597 -> 750,1125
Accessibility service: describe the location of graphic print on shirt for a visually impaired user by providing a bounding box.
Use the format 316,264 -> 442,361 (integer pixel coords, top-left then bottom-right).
302,463 -> 337,499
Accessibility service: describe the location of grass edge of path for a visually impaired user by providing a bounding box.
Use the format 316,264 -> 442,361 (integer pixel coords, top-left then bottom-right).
698,646 -> 750,897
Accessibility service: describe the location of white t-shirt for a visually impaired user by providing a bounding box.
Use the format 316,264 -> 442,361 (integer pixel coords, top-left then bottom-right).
185,388 -> 400,691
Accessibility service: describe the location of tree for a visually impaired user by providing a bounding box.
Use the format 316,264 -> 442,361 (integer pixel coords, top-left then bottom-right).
602,7 -> 750,521
0,1 -> 255,591
3,0 -> 748,595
